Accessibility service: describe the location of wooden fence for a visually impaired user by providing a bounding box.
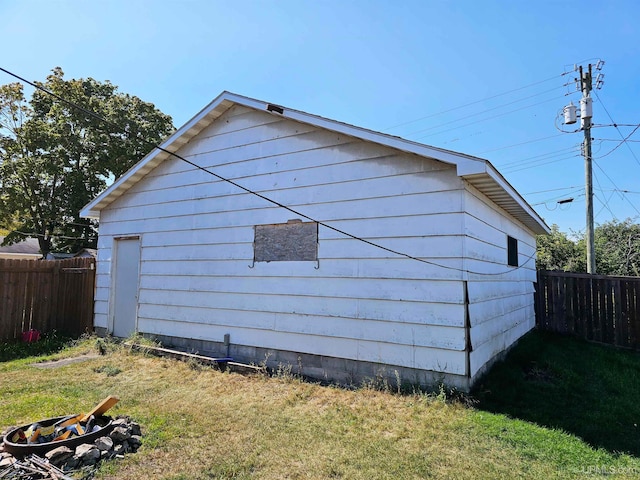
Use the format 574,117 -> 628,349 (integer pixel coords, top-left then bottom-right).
0,257 -> 96,341
535,270 -> 640,350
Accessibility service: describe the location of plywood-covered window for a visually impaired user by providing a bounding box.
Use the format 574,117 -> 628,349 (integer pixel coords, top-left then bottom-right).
254,220 -> 318,262
507,235 -> 518,267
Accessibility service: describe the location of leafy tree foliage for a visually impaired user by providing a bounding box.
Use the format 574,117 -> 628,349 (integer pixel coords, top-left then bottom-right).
537,219 -> 640,276
587,219 -> 640,276
0,68 -> 173,257
535,224 -> 583,272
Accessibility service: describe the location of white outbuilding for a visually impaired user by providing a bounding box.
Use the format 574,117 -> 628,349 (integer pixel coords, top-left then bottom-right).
81,91 -> 549,391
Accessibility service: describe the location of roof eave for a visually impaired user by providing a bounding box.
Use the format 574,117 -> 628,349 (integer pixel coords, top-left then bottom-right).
462,163 -> 550,235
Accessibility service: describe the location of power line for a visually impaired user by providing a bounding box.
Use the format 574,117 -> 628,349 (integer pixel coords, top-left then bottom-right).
595,138 -> 640,143
593,159 -> 640,217
592,124 -> 640,128
414,96 -> 566,142
0,66 -> 535,276
530,189 -> 585,206
478,133 -> 565,155
14,230 -> 97,241
593,91 -> 640,167
402,85 -> 565,137
594,188 -> 640,195
382,73 -> 566,131
516,145 -> 578,162
497,145 -> 578,169
596,124 -> 640,161
592,169 -> 618,220
524,185 -> 584,195
502,154 -> 580,174
593,192 -> 618,222
534,193 -> 586,211
501,153 -> 579,173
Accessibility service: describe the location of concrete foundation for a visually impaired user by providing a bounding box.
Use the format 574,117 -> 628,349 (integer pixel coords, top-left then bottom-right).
117,332 -> 474,392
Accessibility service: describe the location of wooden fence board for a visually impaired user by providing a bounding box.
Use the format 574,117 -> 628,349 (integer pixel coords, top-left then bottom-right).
0,258 -> 95,341
630,282 -> 640,348
536,270 -> 640,350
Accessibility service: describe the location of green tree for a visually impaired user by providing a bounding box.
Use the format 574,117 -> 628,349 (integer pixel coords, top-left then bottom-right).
0,68 -> 173,257
537,219 -> 640,276
536,224 -> 583,272
578,219 -> 640,276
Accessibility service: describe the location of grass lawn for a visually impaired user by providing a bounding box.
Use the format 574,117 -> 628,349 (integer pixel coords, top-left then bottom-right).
0,331 -> 639,479
473,330 -> 640,457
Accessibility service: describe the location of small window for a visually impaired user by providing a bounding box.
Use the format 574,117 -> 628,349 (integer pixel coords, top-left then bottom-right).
254,220 -> 318,262
507,235 -> 518,267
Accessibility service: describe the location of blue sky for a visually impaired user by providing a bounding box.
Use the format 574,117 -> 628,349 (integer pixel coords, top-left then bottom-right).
2,0 -> 639,235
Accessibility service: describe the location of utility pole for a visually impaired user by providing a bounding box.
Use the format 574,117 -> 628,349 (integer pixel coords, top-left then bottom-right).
580,64 -> 596,274
563,62 -> 603,274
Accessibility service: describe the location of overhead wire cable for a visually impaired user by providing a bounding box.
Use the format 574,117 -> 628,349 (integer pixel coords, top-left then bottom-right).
592,159 -> 640,217
502,154 -> 581,174
382,73 -> 567,131
595,138 -> 640,143
524,185 -> 584,195
477,133 -> 565,155
594,188 -> 640,195
593,91 -> 640,167
496,145 -> 578,169
530,189 -> 585,206
591,123 -> 640,128
512,145 -> 578,163
402,86 -> 566,137
0,66 -> 539,276
596,124 -> 640,160
501,154 -> 580,174
414,96 -> 566,141
14,230 -> 97,241
593,192 -> 618,221
592,169 -> 618,220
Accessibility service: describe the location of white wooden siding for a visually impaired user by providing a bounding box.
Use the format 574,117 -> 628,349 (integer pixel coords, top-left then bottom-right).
463,184 -> 538,378
93,102 -> 542,383
96,104 -> 470,376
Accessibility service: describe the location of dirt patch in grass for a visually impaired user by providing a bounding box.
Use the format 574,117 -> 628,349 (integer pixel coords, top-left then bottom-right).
31,353 -> 101,369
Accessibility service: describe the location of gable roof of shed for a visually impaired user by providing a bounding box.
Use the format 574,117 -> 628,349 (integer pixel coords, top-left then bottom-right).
0,236 -> 41,255
80,91 -> 550,235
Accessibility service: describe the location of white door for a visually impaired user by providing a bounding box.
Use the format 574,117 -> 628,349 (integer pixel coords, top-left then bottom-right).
112,237 -> 141,338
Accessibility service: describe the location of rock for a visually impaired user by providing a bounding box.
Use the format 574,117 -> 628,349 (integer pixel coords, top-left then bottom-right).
112,417 -> 129,427
65,456 -> 81,469
75,443 -> 101,465
129,422 -> 142,436
110,426 -> 131,442
101,449 -> 114,460
95,436 -> 114,451
113,440 -> 130,455
45,446 -> 74,466
129,435 -> 142,446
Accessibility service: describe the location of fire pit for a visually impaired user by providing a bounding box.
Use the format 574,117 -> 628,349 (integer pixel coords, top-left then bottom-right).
2,415 -> 113,457
1,396 -> 142,478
